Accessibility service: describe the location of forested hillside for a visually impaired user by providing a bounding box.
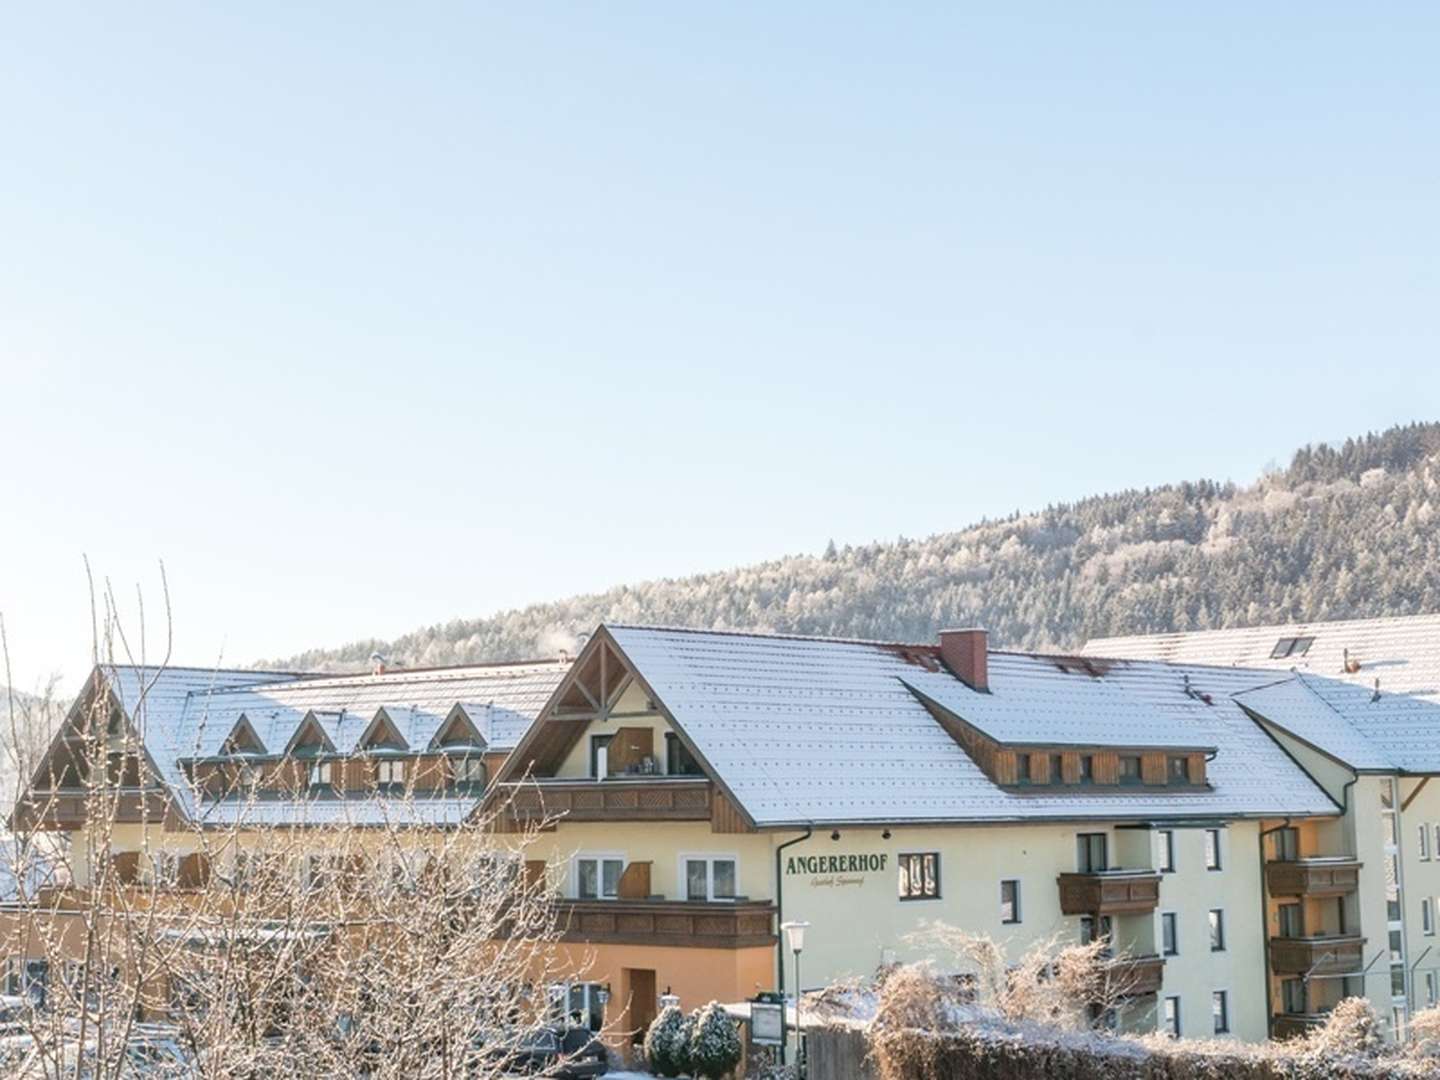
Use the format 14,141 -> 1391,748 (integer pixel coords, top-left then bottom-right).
274,422 -> 1440,671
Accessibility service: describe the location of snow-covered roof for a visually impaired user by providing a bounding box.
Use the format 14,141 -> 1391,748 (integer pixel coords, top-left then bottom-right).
1084,613 -> 1440,703
96,660 -> 566,823
604,625 -> 1338,827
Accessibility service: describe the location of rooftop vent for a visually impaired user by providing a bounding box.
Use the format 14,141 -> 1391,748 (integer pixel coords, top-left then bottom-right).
939,628 -> 988,692
370,652 -> 388,676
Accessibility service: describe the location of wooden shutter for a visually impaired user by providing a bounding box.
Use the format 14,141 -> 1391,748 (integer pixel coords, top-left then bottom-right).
607,727 -> 656,774
618,861 -> 652,900
178,852 -> 211,889
111,850 -> 140,885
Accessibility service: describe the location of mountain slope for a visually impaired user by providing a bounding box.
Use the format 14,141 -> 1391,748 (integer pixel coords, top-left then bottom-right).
273,422 -> 1440,671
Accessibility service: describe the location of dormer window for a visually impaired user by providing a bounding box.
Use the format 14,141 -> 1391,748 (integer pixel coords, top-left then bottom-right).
1168,756 -> 1189,783
1015,753 -> 1031,785
1119,756 -> 1142,785
453,756 -> 486,789
376,760 -> 405,791
309,761 -> 332,789
1078,755 -> 1094,784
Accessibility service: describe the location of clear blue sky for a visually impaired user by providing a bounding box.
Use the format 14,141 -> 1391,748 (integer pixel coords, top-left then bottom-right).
2,4 -> 1437,689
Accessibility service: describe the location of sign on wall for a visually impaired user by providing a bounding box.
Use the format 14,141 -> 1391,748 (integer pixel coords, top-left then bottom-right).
784,852 -> 888,889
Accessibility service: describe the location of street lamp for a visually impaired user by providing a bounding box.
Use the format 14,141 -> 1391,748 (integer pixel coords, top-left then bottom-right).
780,921 -> 810,1078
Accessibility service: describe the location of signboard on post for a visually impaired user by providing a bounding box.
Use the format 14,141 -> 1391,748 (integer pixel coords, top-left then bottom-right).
750,999 -> 784,1046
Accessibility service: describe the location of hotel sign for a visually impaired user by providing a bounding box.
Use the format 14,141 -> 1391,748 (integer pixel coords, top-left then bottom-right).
785,853 -> 888,889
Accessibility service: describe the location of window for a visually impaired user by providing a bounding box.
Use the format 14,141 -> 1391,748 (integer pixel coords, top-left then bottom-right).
1273,826 -> 1300,862
1162,996 -> 1180,1038
1271,636 -> 1313,659
376,759 -> 405,789
1080,914 -> 1112,947
1209,909 -> 1226,952
1076,833 -> 1108,873
683,856 -> 737,901
149,851 -> 179,888
1167,756 -> 1188,783
1204,829 -> 1222,870
453,755 -> 487,787
898,853 -> 940,900
1119,756 -> 1141,785
550,981 -> 607,1033
308,760 -> 332,789
1424,898 -> 1434,937
1282,979 -> 1307,1014
1158,830 -> 1176,873
1078,755 -> 1094,784
589,735 -> 614,779
305,853 -> 343,892
1015,753 -> 1031,785
1391,928 -> 1405,964
3,959 -> 49,1007
665,732 -> 702,776
1000,880 -> 1021,924
575,856 -> 624,900
1421,825 -> 1431,861
1427,971 -> 1438,1008
1212,990 -> 1229,1034
1278,903 -> 1303,938
1161,911 -> 1178,955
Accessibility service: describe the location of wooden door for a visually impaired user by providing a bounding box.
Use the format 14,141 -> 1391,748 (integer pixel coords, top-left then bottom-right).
624,968 -> 657,1052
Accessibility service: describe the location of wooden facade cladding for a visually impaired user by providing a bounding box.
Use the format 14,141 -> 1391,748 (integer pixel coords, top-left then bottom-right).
13,790 -> 172,831
1271,1014 -> 1328,1041
554,899 -> 777,949
1268,935 -> 1366,976
187,751 -> 486,799
711,788 -> 756,834
499,779 -> 714,825
1109,954 -> 1165,998
1056,871 -> 1163,916
1265,858 -> 1363,898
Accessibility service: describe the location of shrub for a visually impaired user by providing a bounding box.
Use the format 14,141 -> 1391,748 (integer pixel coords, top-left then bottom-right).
645,1004 -> 690,1077
688,1000 -> 743,1079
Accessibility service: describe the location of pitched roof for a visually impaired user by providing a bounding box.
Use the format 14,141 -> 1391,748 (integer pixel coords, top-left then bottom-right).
604,625 -> 1337,828
1084,613 -> 1440,702
95,659 -> 567,823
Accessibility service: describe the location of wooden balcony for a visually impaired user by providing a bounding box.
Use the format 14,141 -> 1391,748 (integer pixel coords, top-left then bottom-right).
1271,1013 -> 1329,1040
1268,935 -> 1365,976
555,899 -> 776,949
1057,870 -> 1162,916
1265,857 -> 1362,898
1106,953 -> 1165,998
13,789 -> 171,830
500,778 -> 713,823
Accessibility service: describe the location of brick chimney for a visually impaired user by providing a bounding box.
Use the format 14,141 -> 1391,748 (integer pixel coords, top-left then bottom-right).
939,628 -> 989,692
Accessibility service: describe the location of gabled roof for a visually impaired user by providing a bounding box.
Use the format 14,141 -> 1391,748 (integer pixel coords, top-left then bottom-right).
220,714 -> 267,756
1236,673 -> 1440,773
356,708 -> 410,753
1085,613 -> 1440,703
429,704 -> 487,751
600,625 -> 1337,827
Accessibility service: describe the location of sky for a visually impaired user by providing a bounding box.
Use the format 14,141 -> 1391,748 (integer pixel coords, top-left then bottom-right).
2,4 -> 1438,691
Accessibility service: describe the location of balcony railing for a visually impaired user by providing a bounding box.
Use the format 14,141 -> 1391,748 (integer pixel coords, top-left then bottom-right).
1271,1012 -> 1329,1040
499,778 -> 713,823
1265,857 -> 1362,898
1106,953 -> 1164,998
1268,934 -> 1365,976
1057,870 -> 1162,916
554,898 -> 776,949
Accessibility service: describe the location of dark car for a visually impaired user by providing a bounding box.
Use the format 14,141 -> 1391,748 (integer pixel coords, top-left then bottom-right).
481,1025 -> 608,1077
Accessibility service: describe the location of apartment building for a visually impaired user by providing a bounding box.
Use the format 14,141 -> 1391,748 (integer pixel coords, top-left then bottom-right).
1088,614 -> 1440,1038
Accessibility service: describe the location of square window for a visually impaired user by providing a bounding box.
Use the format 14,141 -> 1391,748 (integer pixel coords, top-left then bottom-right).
1270,637 -> 1296,659
1076,833 -> 1108,873
1000,880 -> 1021,924
376,759 -> 405,787
454,756 -> 487,786
308,760 -> 332,788
898,853 -> 940,900
576,856 -> 624,900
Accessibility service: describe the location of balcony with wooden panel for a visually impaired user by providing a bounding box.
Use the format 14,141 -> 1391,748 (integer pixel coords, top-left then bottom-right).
1056,870 -> 1163,916
1271,1013 -> 1330,1040
1268,934 -> 1366,976
1264,857 -> 1362,898
499,777 -> 714,824
1105,953 -> 1164,998
555,898 -> 776,949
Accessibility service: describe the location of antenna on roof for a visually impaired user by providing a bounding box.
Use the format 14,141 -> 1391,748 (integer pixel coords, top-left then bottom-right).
1372,677 -> 1382,703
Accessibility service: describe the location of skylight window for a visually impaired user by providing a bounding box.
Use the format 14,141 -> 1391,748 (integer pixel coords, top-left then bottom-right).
1270,636 -> 1315,660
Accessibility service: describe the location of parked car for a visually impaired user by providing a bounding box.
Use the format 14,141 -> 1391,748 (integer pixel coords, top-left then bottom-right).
13,1024 -> 194,1077
478,1024 -> 608,1078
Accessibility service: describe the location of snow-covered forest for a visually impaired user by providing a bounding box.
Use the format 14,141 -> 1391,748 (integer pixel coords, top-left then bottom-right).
274,422 -> 1440,671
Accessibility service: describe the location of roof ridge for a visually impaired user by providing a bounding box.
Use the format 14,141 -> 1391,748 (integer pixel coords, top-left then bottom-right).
607,622 -> 941,650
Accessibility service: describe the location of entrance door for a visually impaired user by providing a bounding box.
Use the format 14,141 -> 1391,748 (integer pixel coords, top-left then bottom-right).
624,968 -> 658,1051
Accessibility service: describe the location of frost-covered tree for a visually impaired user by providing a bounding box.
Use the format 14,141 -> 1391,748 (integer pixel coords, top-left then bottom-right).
687,1001 -> 742,1080
644,1004 -> 690,1077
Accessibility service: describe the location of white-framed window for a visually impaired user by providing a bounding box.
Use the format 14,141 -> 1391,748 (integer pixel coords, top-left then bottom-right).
305,853 -> 344,891
376,759 -> 406,788
454,756 -> 487,786
466,852 -> 519,891
573,854 -> 624,900
149,851 -> 179,888
1420,824 -> 1431,861
1212,990 -> 1229,1034
1204,829 -> 1223,870
679,855 -> 737,902
1162,995 -> 1180,1037
309,760 -> 333,788
897,852 -> 941,900
1158,830 -> 1176,873
388,851 -> 430,893
548,981 -> 606,1033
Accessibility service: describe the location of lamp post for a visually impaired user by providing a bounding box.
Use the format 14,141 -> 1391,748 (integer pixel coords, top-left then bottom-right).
780,920 -> 810,1078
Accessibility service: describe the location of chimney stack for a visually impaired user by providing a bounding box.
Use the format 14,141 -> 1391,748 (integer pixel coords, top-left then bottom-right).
370,652 -> 388,677
939,628 -> 989,692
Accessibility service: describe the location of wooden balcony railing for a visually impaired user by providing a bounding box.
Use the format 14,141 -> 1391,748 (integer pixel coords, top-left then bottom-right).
1106,953 -> 1165,998
1268,935 -> 1365,976
1057,871 -> 1162,916
1271,1013 -> 1329,1040
500,779 -> 713,823
555,899 -> 776,949
1265,858 -> 1362,898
